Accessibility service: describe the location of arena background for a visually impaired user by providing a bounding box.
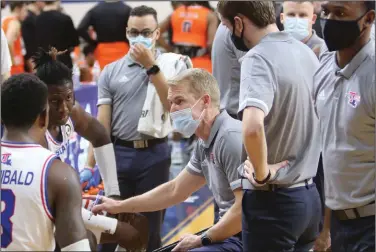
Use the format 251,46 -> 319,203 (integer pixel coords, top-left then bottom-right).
1,0 -> 219,246
1,1 -> 218,26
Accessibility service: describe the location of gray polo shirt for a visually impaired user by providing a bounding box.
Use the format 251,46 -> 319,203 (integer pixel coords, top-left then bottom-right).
212,24 -> 247,116
187,110 -> 243,218
238,32 -> 321,184
97,51 -> 188,141
306,30 -> 325,51
313,40 -> 375,210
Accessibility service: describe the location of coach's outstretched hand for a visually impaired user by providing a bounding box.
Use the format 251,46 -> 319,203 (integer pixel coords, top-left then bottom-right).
84,195 -> 123,215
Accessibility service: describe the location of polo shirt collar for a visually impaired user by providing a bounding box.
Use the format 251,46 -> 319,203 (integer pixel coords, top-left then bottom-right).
203,110 -> 228,148
336,39 -> 374,79
260,31 -> 292,43
306,30 -> 318,45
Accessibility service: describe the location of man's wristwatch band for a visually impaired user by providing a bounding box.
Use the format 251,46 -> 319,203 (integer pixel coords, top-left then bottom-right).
253,170 -> 271,184
146,65 -> 160,76
201,233 -> 213,246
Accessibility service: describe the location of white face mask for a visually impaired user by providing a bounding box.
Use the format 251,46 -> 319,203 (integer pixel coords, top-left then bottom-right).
170,98 -> 205,138
283,17 -> 310,41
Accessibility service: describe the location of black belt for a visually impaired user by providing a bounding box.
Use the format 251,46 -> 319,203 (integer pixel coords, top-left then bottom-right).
111,136 -> 167,149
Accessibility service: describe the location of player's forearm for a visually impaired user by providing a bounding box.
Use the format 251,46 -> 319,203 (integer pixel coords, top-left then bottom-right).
243,119 -> 268,180
149,72 -> 171,111
322,207 -> 331,232
88,119 -> 112,147
86,107 -> 112,167
119,180 -> 185,213
206,193 -> 242,242
85,144 -> 96,168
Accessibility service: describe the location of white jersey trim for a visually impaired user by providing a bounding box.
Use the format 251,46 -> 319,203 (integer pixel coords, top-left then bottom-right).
40,154 -> 58,221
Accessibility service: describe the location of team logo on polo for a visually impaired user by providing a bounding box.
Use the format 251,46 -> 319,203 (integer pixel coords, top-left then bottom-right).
347,91 -> 361,108
65,124 -> 72,137
210,152 -> 215,164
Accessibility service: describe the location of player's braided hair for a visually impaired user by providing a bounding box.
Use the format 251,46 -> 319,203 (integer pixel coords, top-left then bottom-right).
32,47 -> 72,86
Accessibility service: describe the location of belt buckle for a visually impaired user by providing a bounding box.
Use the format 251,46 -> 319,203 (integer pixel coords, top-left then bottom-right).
133,140 -> 148,149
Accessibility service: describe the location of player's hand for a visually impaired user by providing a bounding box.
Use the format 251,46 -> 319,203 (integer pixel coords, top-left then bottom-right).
243,158 -> 288,187
172,234 -> 202,252
314,229 -> 331,252
85,176 -> 101,190
130,44 -> 156,69
80,167 -> 93,184
83,195 -> 122,215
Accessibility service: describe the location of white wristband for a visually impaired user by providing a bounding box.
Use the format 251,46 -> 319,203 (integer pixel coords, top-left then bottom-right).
61,239 -> 91,251
94,143 -> 120,196
81,208 -> 117,235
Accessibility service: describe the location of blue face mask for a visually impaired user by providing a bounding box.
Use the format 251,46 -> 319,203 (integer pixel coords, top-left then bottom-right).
283,17 -> 310,41
170,100 -> 205,138
128,35 -> 154,49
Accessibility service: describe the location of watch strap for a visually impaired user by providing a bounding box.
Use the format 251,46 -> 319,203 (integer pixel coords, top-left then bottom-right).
146,65 -> 160,76
200,233 -> 213,246
253,169 -> 271,184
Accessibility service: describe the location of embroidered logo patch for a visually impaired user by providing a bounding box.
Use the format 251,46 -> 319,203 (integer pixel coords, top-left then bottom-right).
347,91 -> 361,108
210,152 -> 215,164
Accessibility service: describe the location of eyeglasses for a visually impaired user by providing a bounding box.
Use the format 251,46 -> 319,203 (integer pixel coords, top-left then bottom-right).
126,28 -> 158,38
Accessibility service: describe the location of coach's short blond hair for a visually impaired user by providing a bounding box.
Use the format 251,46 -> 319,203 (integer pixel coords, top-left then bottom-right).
168,68 -> 220,109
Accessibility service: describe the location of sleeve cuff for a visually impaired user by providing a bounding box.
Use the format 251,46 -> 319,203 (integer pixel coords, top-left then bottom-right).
230,179 -> 242,190
186,162 -> 204,176
97,98 -> 112,106
238,98 -> 269,116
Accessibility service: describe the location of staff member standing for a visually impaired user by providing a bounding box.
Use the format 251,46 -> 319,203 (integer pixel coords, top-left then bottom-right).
1,29 -> 12,81
21,1 -> 45,72
35,0 -> 79,69
280,1 -> 325,57
85,69 -> 244,252
314,1 -> 375,251
158,1 -> 218,73
280,1 -> 326,243
218,1 -> 322,251
86,6 -> 188,252
2,1 -> 28,75
212,24 -> 246,119
77,0 -> 132,70
211,23 -> 246,224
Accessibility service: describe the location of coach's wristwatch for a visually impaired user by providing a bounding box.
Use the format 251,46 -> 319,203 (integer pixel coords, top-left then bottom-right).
146,65 -> 160,76
253,169 -> 271,184
200,233 -> 213,246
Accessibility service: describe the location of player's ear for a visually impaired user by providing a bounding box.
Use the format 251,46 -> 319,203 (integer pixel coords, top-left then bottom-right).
38,107 -> 49,129
312,13 -> 317,24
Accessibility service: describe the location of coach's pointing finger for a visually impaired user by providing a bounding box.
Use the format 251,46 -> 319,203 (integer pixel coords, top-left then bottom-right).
93,196 -> 122,215
83,195 -> 123,215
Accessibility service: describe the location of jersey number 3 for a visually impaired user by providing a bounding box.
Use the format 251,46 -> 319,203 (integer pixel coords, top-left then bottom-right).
1,189 -> 15,248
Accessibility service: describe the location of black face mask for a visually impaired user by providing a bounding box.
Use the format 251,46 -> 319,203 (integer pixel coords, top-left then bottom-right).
320,13 -> 367,52
231,21 -> 249,52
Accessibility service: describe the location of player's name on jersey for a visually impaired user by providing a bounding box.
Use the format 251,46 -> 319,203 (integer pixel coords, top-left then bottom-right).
55,144 -> 67,156
1,169 -> 34,185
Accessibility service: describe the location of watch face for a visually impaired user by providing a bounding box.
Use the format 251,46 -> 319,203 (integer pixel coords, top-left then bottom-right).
201,236 -> 212,246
